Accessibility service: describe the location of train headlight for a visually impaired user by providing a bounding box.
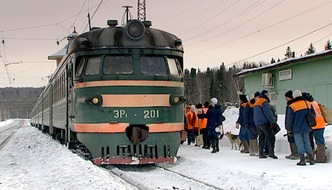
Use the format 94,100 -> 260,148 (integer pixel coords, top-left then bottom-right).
85,96 -> 102,106
125,20 -> 146,40
92,97 -> 99,105
173,97 -> 180,103
170,95 -> 186,105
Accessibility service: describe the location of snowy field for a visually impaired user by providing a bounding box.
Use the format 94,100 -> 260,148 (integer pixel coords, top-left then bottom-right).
1,107 -> 332,190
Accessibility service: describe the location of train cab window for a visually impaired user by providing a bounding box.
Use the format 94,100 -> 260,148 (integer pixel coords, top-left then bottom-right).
76,58 -> 86,77
85,57 -> 100,75
140,56 -> 167,75
103,56 -> 133,74
167,58 -> 182,76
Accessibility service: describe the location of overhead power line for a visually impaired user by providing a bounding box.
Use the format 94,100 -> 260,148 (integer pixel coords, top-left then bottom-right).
186,0 -> 332,58
230,21 -> 332,65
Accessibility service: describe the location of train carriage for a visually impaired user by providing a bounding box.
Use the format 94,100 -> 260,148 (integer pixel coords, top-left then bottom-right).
30,19 -> 185,165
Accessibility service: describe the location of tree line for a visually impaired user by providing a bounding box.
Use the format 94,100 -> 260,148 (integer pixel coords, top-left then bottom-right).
183,40 -> 332,106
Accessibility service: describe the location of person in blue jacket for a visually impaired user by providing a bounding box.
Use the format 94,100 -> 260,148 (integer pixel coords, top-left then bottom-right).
198,98 -> 225,153
286,90 -> 315,166
248,92 -> 260,156
253,90 -> 278,159
237,95 -> 250,153
284,90 -> 299,160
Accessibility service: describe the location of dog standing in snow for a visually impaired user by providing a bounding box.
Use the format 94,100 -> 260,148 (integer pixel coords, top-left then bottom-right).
225,132 -> 242,150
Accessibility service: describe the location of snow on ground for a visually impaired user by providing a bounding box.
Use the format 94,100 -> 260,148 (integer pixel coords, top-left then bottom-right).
0,107 -> 332,190
0,120 -> 137,190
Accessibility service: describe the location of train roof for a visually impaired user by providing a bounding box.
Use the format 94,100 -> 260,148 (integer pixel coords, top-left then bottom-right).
67,19 -> 183,54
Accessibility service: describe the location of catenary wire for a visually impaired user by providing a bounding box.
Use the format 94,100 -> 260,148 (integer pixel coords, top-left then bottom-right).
186,0 -> 332,59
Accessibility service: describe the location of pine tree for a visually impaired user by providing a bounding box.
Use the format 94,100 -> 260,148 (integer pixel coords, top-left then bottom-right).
305,43 -> 315,55
325,40 -> 332,50
271,58 -> 276,64
285,46 -> 294,58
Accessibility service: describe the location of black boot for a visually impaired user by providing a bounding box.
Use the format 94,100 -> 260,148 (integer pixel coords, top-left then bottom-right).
211,139 -> 217,153
259,145 -> 267,158
308,154 -> 315,165
216,139 -> 219,152
297,154 -> 306,166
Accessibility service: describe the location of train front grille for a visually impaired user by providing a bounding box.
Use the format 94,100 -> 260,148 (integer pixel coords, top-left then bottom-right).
99,144 -> 171,159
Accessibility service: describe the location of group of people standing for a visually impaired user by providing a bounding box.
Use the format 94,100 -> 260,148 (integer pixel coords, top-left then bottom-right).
237,90 -> 278,159
284,90 -> 327,165
237,89 -> 327,166
183,89 -> 327,166
183,98 -> 225,153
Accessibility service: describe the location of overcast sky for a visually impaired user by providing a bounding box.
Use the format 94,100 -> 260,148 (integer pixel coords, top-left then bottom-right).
1,0 -> 332,87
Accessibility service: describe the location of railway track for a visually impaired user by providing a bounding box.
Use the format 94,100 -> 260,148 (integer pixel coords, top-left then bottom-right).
0,120 -> 25,150
105,163 -> 224,190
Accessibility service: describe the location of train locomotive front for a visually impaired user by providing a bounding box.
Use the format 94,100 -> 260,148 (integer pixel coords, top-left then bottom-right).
68,19 -> 185,165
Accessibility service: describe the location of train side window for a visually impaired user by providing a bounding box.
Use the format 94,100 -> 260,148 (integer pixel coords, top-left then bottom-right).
76,58 -> 86,77
167,58 -> 182,76
140,56 -> 167,75
85,57 -> 100,75
103,56 -> 133,74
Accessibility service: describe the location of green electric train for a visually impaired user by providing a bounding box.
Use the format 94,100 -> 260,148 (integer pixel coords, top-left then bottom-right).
30,19 -> 185,165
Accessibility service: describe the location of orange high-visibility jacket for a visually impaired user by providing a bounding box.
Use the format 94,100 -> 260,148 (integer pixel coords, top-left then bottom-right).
186,111 -> 197,130
311,101 -> 326,129
198,108 -> 208,129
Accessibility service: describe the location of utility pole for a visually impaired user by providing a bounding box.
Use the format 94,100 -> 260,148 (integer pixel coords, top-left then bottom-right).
137,0 -> 146,21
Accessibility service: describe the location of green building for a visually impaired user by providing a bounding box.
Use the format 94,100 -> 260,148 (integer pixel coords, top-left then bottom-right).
237,50 -> 332,114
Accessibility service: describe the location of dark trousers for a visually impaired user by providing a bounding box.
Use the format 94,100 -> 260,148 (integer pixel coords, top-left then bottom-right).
187,129 -> 195,145
309,131 -> 315,149
248,125 -> 258,140
209,135 -> 219,150
201,128 -> 210,147
287,133 -> 296,143
257,124 -> 276,156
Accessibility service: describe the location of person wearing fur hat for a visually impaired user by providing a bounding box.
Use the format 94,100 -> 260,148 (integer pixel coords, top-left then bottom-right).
236,94 -> 250,153
286,90 -> 315,166
302,92 -> 327,163
198,98 -> 225,153
253,90 -> 278,159
284,90 -> 299,160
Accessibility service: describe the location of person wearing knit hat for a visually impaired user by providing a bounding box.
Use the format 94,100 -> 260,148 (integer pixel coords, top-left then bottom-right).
286,89 -> 316,166
210,98 -> 218,105
254,91 -> 260,98
253,89 -> 278,159
198,97 -> 225,153
302,92 -> 314,102
239,95 -> 247,102
237,94 -> 250,153
261,90 -> 269,96
302,92 -> 327,163
292,90 -> 302,99
285,90 -> 293,100
284,90 -> 299,160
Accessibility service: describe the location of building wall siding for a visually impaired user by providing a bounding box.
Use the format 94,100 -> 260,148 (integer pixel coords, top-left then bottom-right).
242,55 -> 332,114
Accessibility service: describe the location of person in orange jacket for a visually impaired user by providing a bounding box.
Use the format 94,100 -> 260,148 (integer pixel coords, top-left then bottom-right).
302,92 -> 327,163
185,105 -> 196,145
286,90 -> 315,166
197,103 -> 209,148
